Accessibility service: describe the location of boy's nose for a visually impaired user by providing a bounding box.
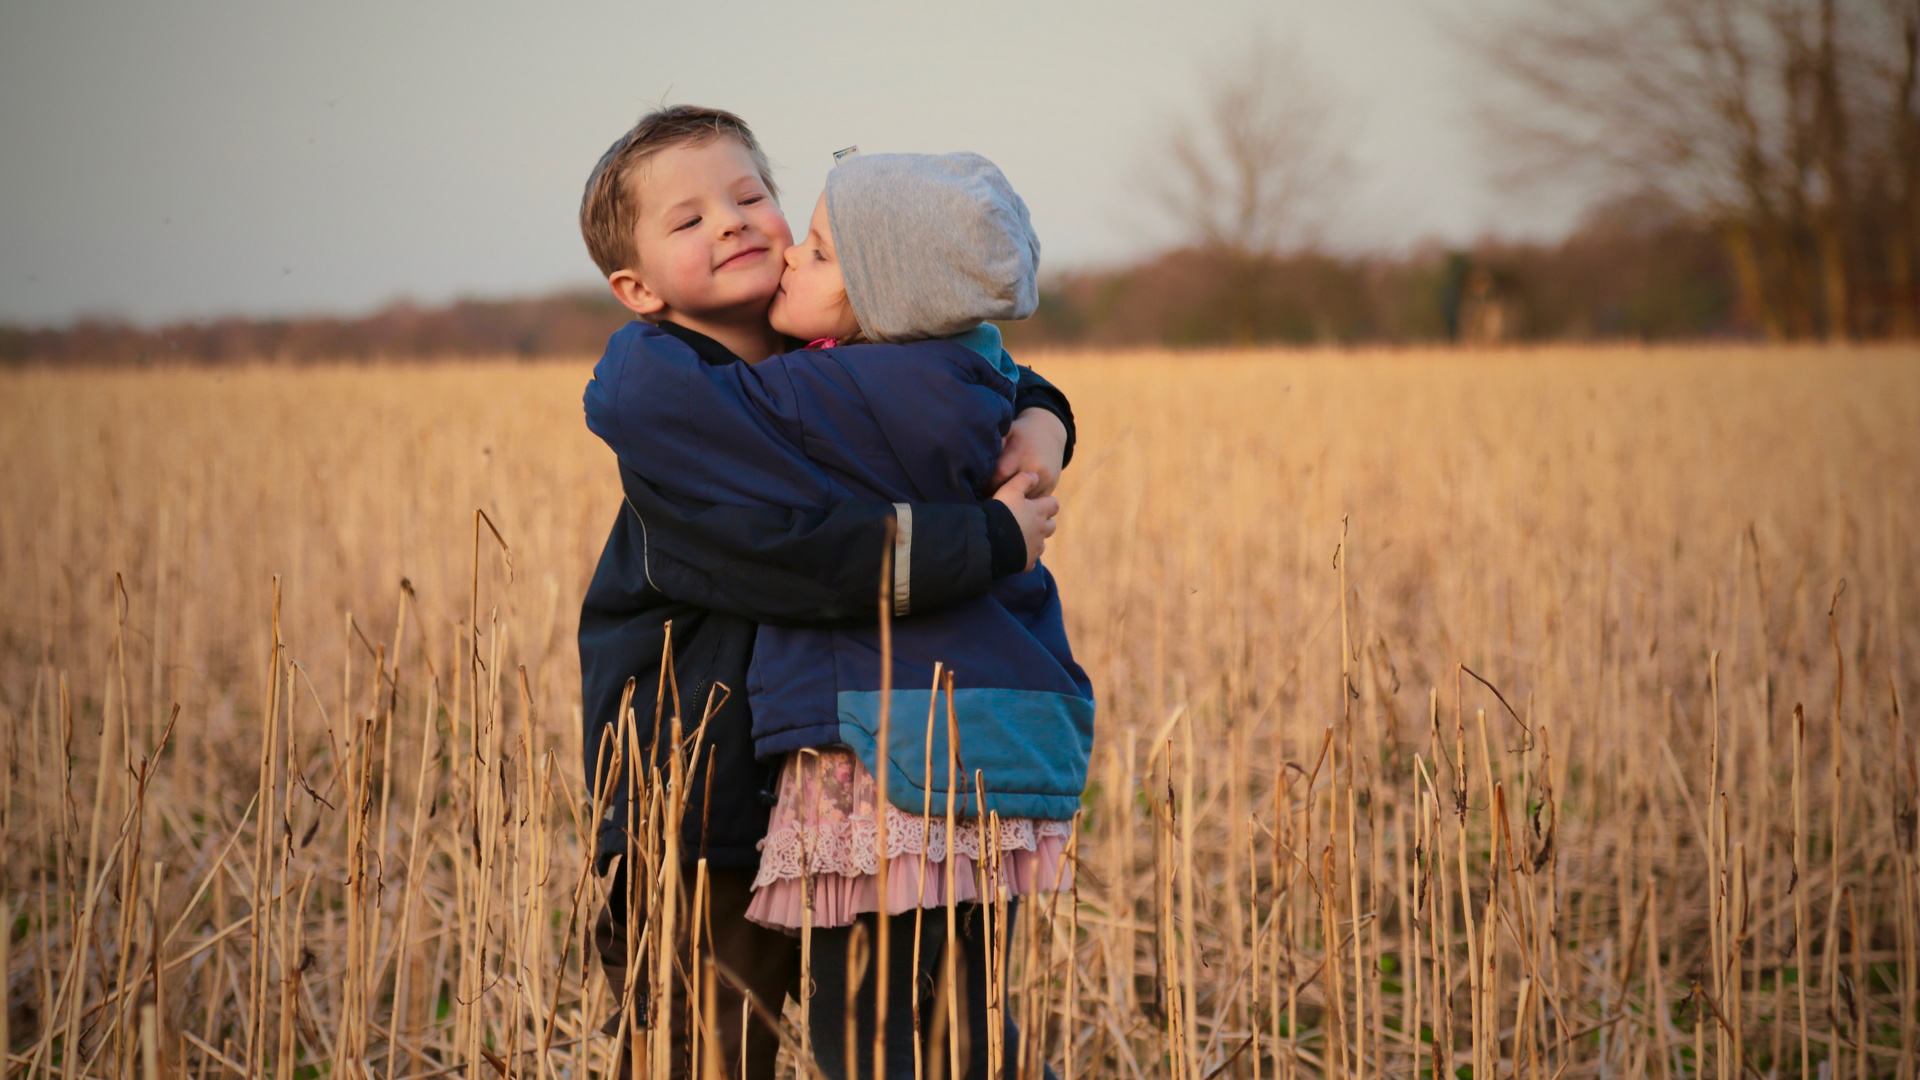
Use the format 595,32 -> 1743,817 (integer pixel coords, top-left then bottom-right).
713,206 -> 749,237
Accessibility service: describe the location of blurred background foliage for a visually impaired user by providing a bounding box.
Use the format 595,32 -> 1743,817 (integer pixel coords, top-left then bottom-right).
0,198 -> 1745,364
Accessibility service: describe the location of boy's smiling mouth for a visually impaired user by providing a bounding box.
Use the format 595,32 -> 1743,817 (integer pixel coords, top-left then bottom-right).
714,246 -> 769,271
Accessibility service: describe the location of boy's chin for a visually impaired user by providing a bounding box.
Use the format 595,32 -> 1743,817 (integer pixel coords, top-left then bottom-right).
699,284 -> 780,321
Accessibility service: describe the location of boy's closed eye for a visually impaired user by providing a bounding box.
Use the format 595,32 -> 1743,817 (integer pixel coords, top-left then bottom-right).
674,217 -> 701,232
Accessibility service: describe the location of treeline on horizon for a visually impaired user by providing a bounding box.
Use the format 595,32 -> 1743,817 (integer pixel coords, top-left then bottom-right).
0,193 -> 1807,367
1010,192 -> 1754,348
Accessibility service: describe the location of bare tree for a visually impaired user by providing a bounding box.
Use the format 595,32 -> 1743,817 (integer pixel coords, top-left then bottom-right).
1149,33 -> 1355,258
1465,0 -> 1920,340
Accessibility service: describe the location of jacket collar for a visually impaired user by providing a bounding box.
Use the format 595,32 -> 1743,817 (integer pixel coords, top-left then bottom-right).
654,321 -> 811,368
655,320 -> 741,366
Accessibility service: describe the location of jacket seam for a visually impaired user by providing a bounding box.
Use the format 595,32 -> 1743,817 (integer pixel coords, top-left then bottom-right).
620,495 -> 660,594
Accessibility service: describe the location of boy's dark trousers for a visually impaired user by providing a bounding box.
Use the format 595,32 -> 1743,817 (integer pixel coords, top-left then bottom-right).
593,886 -> 1057,1080
595,866 -> 799,1080
806,900 -> 1059,1080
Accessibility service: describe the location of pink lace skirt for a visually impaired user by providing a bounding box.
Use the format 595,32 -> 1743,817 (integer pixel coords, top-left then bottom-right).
746,747 -> 1073,932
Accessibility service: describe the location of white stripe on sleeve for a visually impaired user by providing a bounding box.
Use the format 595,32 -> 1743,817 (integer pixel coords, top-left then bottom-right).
891,503 -> 913,617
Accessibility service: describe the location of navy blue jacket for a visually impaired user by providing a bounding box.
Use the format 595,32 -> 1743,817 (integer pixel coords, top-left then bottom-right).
585,323 -> 1094,822
578,321 -> 1076,869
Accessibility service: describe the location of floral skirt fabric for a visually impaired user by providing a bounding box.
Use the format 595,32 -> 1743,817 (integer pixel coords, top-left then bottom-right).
745,746 -> 1072,931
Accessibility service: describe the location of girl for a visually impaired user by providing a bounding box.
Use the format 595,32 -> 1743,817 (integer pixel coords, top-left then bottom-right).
584,150 -> 1091,1079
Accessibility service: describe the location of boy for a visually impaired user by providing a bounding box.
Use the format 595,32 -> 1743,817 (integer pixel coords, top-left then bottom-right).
577,105 -> 1075,1079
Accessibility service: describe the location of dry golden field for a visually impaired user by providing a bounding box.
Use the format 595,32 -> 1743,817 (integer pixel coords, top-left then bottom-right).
1,345 -> 1917,1080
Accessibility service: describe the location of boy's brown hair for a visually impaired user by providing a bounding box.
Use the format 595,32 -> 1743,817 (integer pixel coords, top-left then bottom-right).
580,105 -> 779,277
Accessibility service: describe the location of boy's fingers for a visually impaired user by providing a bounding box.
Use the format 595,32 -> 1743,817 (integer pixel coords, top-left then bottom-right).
988,454 -> 1018,490
994,471 -> 1038,500
1032,495 -> 1059,520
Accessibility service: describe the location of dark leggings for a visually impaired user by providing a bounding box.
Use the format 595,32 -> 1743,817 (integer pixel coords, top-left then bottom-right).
805,900 -> 1058,1080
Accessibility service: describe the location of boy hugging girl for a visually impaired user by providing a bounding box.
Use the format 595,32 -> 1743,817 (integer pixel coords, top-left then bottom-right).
577,105 -> 1093,1080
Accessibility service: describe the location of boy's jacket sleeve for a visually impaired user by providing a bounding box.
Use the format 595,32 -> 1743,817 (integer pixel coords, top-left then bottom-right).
618,467 -> 993,627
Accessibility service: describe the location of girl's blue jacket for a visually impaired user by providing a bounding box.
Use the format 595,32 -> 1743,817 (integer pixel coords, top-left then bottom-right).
585,322 -> 1094,820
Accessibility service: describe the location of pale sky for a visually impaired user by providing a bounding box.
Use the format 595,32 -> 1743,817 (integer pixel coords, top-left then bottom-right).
0,0 -> 1584,326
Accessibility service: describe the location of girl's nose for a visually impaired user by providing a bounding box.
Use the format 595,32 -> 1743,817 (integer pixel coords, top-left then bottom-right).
783,245 -> 802,271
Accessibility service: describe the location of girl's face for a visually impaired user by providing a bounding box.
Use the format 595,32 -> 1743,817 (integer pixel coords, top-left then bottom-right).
769,193 -> 862,343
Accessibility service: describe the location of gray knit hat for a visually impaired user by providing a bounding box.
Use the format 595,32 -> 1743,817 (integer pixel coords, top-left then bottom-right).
824,152 -> 1041,344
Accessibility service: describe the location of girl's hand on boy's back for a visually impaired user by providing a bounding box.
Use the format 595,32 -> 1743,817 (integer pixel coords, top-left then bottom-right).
991,407 -> 1069,496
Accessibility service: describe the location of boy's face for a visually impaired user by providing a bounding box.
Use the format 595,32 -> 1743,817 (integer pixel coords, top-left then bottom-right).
608,137 -> 792,322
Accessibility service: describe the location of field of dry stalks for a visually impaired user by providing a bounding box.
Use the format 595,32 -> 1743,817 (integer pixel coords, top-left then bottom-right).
1,345 -> 1916,1080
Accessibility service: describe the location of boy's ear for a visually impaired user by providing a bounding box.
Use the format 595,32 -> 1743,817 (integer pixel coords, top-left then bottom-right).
608,269 -> 668,318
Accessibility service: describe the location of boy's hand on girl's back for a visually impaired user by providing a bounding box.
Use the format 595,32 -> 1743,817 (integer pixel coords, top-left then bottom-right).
993,472 -> 1059,572
991,407 -> 1069,497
